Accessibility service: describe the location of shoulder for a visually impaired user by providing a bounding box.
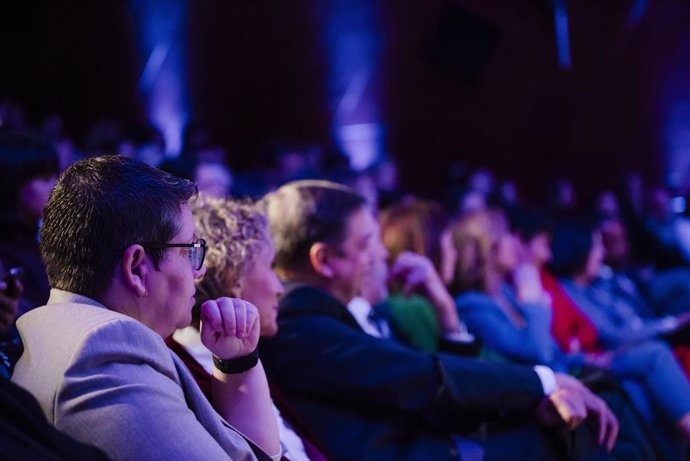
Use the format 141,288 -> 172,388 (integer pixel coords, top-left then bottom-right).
15,303 -> 174,389
19,302 -> 165,351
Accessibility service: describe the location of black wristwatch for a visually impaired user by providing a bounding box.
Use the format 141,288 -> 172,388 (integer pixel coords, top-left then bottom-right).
212,347 -> 260,374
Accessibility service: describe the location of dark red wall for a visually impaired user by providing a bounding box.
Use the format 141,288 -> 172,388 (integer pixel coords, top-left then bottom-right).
2,1 -> 688,200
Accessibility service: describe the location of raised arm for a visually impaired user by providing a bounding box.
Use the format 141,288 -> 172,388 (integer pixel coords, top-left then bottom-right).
200,298 -> 281,459
388,251 -> 465,335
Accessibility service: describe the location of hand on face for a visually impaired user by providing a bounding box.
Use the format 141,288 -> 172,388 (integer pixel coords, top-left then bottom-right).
513,263 -> 549,305
199,297 -> 260,360
388,251 -> 445,298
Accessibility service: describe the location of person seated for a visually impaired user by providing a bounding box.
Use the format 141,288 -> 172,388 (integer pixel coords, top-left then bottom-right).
0,133 -> 59,315
553,219 -> 690,349
167,194 -> 326,461
260,180 -> 618,461
365,198 -> 473,353
449,209 -> 690,455
506,206 -> 602,356
550,218 -> 690,445
643,186 -> 690,269
513,207 -> 690,459
11,156 -> 280,461
0,261 -> 22,378
352,220 -> 477,357
601,217 -> 690,318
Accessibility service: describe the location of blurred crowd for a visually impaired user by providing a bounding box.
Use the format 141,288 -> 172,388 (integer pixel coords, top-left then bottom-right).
2,99 -> 690,460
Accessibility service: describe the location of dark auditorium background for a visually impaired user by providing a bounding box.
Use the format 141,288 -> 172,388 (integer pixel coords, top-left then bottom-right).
1,0 -> 689,200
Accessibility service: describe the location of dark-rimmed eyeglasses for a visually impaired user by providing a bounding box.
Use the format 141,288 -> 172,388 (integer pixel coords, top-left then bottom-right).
148,238 -> 207,271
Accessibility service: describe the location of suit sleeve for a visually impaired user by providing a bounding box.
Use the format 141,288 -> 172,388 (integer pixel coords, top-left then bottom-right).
54,318 -> 257,461
262,315 -> 545,433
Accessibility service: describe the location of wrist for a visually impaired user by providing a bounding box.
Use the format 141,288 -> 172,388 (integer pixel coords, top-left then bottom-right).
213,347 -> 260,374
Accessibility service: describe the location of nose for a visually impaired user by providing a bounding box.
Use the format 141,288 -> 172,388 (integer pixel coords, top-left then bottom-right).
273,272 -> 285,296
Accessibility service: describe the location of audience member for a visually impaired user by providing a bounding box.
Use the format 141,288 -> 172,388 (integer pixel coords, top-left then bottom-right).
11,156 -> 280,461
377,198 -> 473,352
450,209 -> 690,449
551,219 -> 690,443
601,218 -> 690,318
195,161 -> 234,198
167,194 -> 325,461
261,180 -> 618,461
0,133 -> 58,314
643,186 -> 690,268
0,260 -> 22,378
552,220 -> 690,348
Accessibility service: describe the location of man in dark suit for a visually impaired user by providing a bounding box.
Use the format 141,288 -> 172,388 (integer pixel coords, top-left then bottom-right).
260,180 -> 618,461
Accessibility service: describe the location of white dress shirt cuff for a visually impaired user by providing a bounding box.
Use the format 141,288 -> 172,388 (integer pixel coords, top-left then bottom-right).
533,365 -> 557,396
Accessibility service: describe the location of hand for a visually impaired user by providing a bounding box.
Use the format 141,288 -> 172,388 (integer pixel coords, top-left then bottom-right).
513,263 -> 548,305
388,252 -> 463,333
388,252 -> 442,297
538,373 -> 619,451
584,350 -> 616,370
199,298 -> 260,360
0,277 -> 22,336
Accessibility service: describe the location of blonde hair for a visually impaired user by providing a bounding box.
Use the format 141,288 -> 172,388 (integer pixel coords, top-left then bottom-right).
192,194 -> 269,323
448,209 -> 508,293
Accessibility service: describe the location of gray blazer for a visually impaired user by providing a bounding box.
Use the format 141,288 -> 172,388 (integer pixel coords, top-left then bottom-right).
12,289 -> 264,461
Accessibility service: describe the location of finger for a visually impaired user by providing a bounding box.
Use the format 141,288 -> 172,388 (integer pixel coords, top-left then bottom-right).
217,297 -> 238,337
593,399 -> 607,446
607,410 -> 619,452
245,302 -> 260,338
595,403 -> 619,451
200,300 -> 222,331
587,393 -> 612,447
236,300 -> 248,338
199,300 -> 223,348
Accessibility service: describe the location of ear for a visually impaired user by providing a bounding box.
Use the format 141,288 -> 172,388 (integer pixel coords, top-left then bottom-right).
121,244 -> 150,298
308,242 -> 334,279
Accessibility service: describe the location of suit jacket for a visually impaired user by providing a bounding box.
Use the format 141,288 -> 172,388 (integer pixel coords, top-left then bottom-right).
12,289 -> 269,461
260,285 -> 549,461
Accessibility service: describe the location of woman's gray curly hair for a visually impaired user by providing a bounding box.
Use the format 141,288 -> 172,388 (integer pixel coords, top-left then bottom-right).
191,194 -> 270,326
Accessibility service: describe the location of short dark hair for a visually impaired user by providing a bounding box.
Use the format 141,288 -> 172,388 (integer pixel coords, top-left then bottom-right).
40,155 -> 197,298
0,133 -> 59,212
265,180 -> 367,273
549,218 -> 598,277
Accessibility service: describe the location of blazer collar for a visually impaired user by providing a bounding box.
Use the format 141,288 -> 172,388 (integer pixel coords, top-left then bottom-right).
279,284 -> 361,330
47,289 -> 107,309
